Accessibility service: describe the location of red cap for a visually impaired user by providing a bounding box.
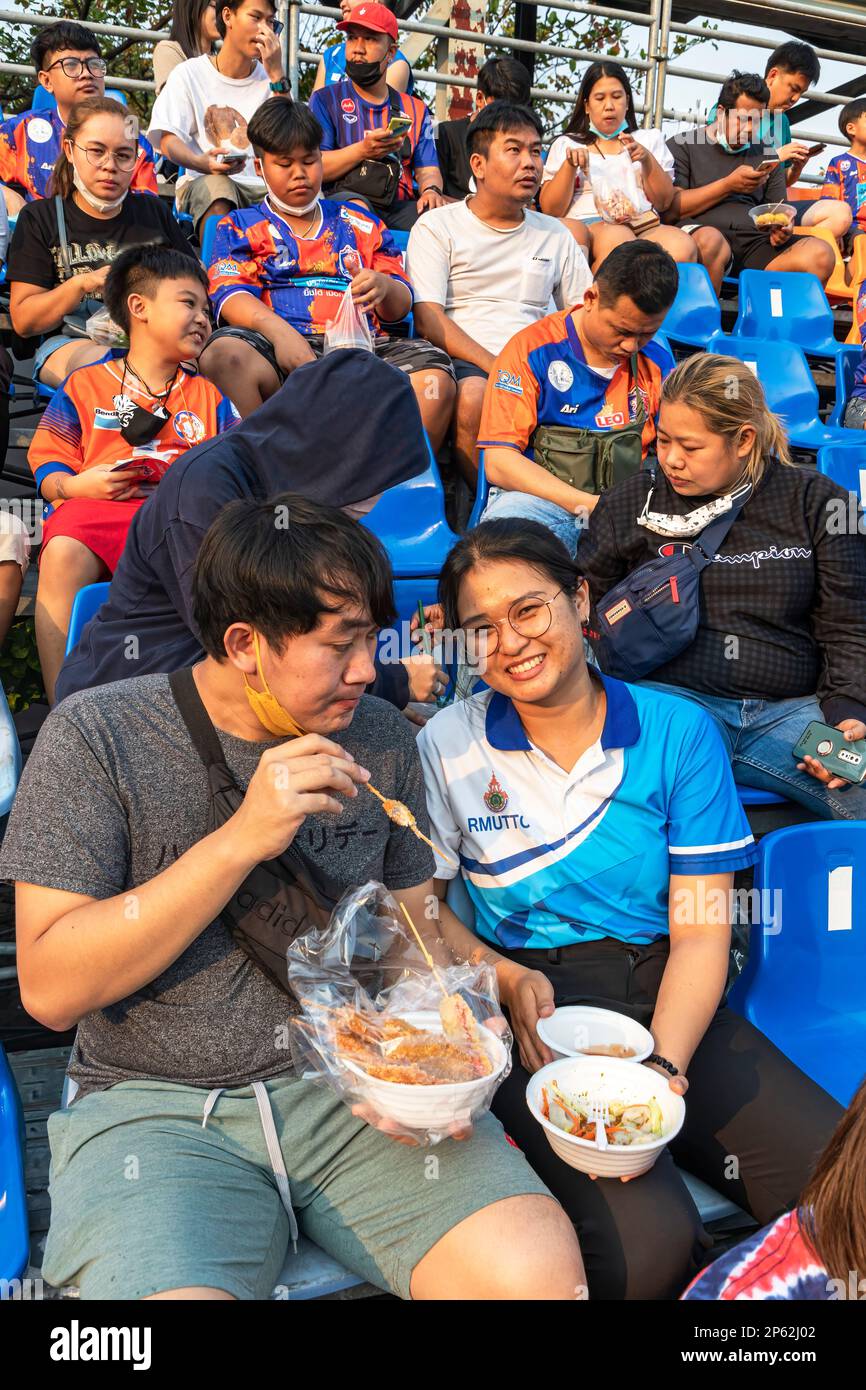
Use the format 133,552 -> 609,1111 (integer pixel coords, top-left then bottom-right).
337,3 -> 399,41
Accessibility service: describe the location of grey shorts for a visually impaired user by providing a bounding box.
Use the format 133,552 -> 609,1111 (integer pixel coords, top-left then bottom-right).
177,174 -> 267,232
205,325 -> 455,385
42,1072 -> 549,1300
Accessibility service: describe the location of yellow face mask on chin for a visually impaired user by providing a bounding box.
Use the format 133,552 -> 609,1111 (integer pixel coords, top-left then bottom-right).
243,631 -> 306,738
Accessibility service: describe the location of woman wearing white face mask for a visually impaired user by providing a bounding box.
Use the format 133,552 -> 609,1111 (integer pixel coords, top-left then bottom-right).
540,61 -> 727,276
7,96 -> 195,388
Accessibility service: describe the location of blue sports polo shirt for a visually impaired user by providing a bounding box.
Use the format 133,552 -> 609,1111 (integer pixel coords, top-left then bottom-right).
417,674 -> 758,950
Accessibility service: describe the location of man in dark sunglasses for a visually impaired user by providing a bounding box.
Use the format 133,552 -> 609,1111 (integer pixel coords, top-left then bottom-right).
0,20 -> 158,211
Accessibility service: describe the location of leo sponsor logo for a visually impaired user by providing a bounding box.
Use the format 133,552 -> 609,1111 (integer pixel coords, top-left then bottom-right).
494,369 -> 523,396
595,408 -> 626,427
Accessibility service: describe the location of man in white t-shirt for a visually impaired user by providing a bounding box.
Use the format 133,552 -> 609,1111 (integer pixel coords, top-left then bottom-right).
148,0 -> 289,240
407,102 -> 591,486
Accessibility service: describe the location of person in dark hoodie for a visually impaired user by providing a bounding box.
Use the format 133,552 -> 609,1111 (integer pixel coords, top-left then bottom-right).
56,348 -> 446,709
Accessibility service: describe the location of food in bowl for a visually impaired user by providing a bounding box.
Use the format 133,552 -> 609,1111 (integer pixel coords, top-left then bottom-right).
541,1079 -> 664,1146
580,1043 -> 636,1058
749,202 -> 795,230
334,994 -> 493,1085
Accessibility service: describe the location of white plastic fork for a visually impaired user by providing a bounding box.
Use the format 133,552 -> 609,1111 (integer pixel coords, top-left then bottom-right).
589,1096 -> 611,1151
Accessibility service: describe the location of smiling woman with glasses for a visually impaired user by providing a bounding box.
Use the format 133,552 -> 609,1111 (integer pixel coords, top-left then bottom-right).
414,515 -> 843,1302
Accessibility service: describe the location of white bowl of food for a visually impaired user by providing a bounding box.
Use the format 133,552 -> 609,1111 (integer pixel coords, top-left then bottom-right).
749,202 -> 796,230
537,1005 -> 653,1063
338,1008 -> 508,1132
526,1056 -> 685,1178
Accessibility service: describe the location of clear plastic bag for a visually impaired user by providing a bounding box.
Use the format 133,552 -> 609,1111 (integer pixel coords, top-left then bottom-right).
84,306 -> 128,348
591,154 -> 647,224
323,283 -> 374,355
287,881 -> 512,1144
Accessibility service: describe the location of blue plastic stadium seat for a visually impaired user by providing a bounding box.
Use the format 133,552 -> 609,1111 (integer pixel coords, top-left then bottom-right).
728,823 -> 866,1105
200,213 -> 218,268
0,1043 -> 29,1284
64,581 -> 110,656
817,443 -> 866,506
708,335 -> 864,456
363,437 -> 459,578
468,449 -> 490,528
737,786 -> 786,807
387,228 -> 410,255
660,263 -> 721,353
733,269 -> 841,360
31,87 -> 127,111
828,344 -> 862,427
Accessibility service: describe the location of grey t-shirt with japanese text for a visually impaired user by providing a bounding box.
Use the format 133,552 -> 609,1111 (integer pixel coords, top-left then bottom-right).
0,674 -> 434,1098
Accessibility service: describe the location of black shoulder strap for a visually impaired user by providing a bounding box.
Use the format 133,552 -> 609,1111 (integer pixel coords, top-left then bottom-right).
690,496 -> 749,571
55,195 -> 72,278
168,666 -> 230,774
387,85 -> 403,117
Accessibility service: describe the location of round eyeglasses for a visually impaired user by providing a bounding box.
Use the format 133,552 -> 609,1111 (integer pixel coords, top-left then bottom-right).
47,57 -> 108,78
463,587 -> 570,662
70,140 -> 138,171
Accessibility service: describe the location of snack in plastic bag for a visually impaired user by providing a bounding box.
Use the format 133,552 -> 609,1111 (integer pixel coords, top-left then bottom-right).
591,156 -> 646,224
323,284 -> 374,354
84,306 -> 128,348
288,881 -> 511,1143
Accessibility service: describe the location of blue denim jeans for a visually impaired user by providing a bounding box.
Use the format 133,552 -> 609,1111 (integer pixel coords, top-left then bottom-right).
480,487 -> 583,557
640,682 -> 866,821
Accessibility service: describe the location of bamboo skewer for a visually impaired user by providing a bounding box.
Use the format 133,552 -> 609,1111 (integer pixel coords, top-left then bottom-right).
365,781 -> 458,868
399,901 -> 449,998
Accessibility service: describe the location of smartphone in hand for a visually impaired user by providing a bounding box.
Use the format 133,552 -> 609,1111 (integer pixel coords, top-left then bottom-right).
793,720 -> 866,784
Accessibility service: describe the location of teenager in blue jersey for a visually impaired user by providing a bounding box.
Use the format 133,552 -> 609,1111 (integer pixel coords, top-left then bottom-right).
309,3 -> 443,232
416,519 -> 842,1300
312,0 -> 413,96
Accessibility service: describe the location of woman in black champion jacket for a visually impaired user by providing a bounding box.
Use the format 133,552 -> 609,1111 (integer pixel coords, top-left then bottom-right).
577,352 -> 866,819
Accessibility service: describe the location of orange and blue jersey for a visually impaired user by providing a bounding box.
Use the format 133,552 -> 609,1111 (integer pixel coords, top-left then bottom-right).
0,107 -> 158,202
852,281 -> 866,399
207,196 -> 412,336
309,79 -> 438,202
29,349 -> 238,507
821,151 -> 866,230
478,306 -> 674,459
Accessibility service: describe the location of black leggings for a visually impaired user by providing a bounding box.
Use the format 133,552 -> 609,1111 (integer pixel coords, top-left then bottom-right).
491,937 -> 842,1300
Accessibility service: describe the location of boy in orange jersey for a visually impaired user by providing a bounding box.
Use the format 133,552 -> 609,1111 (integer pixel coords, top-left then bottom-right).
29,243 -> 238,701
200,97 -> 455,442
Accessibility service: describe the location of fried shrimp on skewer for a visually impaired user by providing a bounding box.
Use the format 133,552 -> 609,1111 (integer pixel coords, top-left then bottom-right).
364,782 -> 458,867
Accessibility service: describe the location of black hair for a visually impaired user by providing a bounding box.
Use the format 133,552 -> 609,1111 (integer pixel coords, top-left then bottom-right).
169,0 -> 217,59
248,97 -> 323,156
103,244 -> 209,336
466,99 -> 543,159
478,56 -> 531,105
564,61 -> 637,143
438,520 -> 580,635
216,0 -> 274,41
765,40 -> 820,87
32,21 -> 100,71
839,97 -> 866,141
594,240 -> 678,315
192,493 -> 396,659
717,71 -> 770,110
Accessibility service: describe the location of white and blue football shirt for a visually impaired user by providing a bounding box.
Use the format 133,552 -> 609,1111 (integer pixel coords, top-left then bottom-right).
417,673 -> 758,950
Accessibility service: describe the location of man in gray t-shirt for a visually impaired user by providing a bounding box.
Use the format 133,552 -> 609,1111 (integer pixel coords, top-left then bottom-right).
1,492 -> 580,1302
666,71 -> 836,291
